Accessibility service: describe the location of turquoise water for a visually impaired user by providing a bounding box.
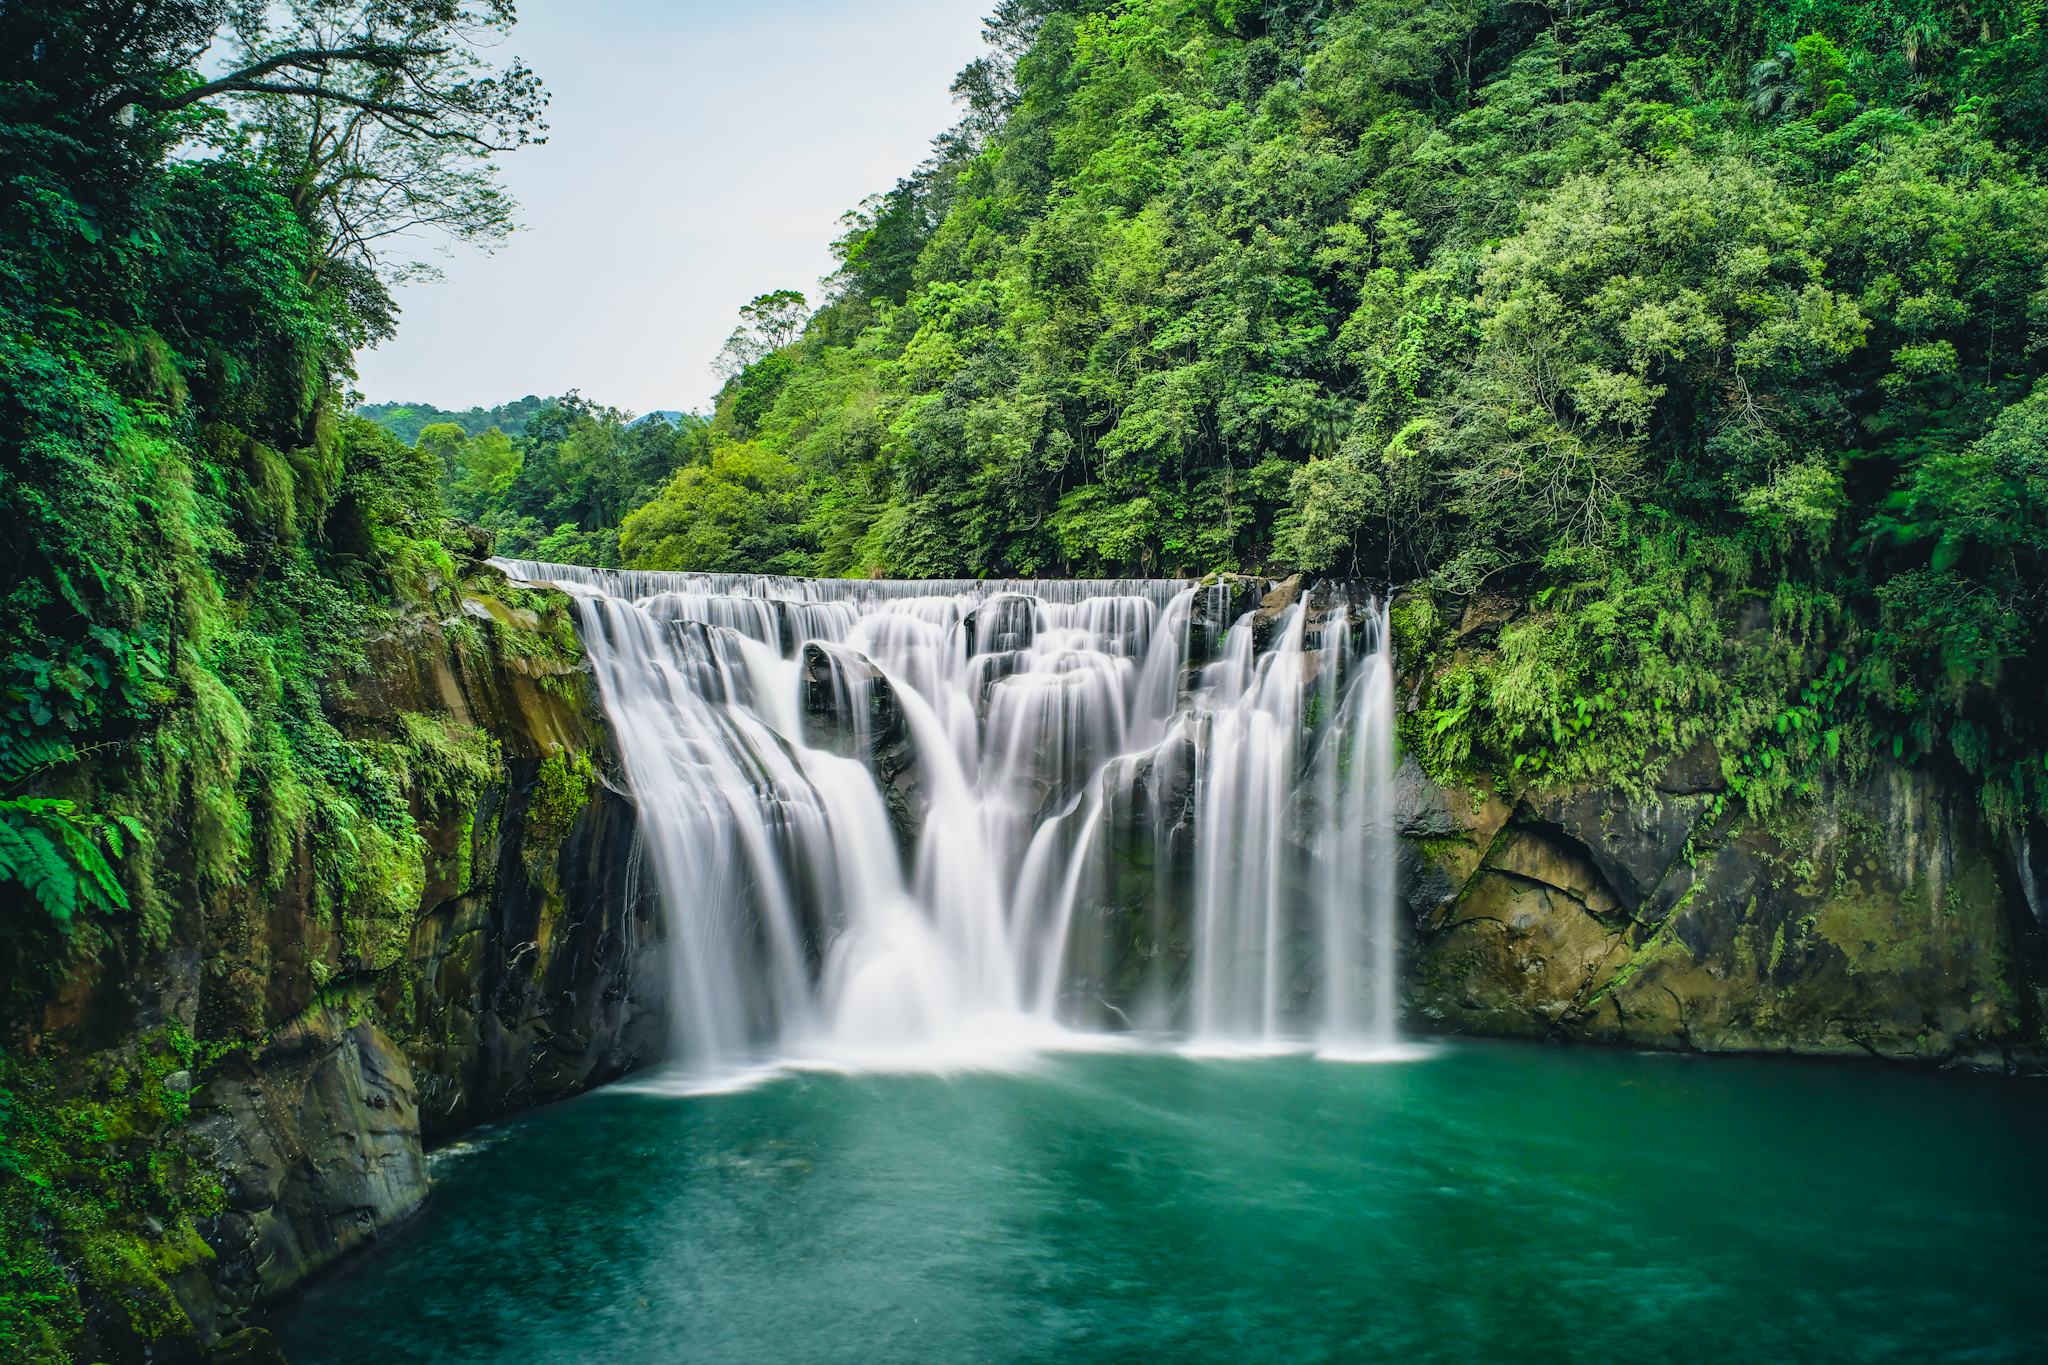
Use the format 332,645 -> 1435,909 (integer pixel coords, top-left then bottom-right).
274,1043 -> 2048,1363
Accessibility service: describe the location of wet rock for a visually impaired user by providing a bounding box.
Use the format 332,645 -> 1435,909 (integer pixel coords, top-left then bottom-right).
1456,593 -> 1518,641
193,1012 -> 427,1309
1249,573 -> 1305,651
964,593 -> 1037,655
1524,782 -> 1709,922
210,1327 -> 291,1365
1401,753 -> 2034,1064
1655,743 -> 1726,797
799,642 -> 923,854
800,643 -> 902,758
1185,575 -> 1265,667
1410,823 -> 1636,1036
1391,754 -> 1466,839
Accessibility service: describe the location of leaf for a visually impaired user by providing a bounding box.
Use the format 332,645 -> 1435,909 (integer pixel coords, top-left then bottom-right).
0,813 -> 78,923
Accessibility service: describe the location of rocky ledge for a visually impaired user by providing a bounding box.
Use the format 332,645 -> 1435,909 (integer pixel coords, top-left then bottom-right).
1396,751 -> 2044,1067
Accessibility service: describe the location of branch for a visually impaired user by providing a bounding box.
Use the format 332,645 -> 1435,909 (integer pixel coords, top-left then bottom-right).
174,79 -> 513,149
92,42 -> 452,120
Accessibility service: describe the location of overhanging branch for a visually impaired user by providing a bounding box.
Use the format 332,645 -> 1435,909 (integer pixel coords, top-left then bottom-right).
90,42 -> 452,120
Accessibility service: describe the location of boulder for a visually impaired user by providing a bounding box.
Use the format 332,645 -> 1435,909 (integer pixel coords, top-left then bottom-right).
193,1012 -> 427,1311
799,642 -> 924,855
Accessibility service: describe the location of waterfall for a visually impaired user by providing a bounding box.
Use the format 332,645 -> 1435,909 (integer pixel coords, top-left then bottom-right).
496,558 -> 1406,1080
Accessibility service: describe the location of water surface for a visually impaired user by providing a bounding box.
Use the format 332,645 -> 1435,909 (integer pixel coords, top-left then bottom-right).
275,1044 -> 2048,1363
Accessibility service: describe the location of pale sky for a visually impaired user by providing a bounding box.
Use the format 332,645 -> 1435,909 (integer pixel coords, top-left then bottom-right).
354,0 -> 990,415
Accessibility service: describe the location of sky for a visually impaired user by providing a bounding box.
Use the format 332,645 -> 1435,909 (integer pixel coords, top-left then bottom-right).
353,0 -> 990,416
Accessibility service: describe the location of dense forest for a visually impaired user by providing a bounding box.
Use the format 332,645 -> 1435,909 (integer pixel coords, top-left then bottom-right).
3,0 -> 2047,1356
369,396 -> 708,566
0,2 -> 550,1354
359,394 -> 554,443
596,0 -> 2048,831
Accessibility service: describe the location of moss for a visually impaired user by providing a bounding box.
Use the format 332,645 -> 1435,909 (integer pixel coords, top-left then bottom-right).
1411,834 -> 1472,865
1585,881 -> 1702,1008
0,1028 -> 225,1362
322,806 -> 426,973
461,573 -> 589,672
1387,590 -> 1442,667
526,751 -> 594,853
1815,887 -> 1924,976
453,806 -> 477,894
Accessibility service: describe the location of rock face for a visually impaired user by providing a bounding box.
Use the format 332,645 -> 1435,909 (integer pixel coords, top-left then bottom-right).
21,565 -> 667,1357
193,1012 -> 427,1318
1185,574 -> 1267,669
800,641 -> 922,855
1396,751 -> 2042,1066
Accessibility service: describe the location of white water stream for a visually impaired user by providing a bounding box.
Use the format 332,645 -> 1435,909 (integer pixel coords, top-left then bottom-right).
496,560 -> 1405,1081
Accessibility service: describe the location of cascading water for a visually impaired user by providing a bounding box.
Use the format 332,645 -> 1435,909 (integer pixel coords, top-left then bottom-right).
496,558 -> 1407,1080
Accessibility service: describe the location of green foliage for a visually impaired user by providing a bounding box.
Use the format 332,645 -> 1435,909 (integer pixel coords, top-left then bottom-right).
620,441 -> 813,573
361,395 -> 552,443
0,798 -> 134,928
1,1031 -> 223,1362
1863,384 -> 2048,825
394,397 -> 710,566
525,750 -> 594,850
599,0 -> 2047,827
716,290 -> 812,381
0,6 -> 552,1347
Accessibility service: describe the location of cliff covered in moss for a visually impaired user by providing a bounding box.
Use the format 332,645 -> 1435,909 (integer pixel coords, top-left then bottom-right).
1389,590 -> 2046,1067
3,564 -> 664,1361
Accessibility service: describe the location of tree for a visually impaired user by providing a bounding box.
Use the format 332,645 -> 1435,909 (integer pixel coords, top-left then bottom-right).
620,442 -> 811,573
457,427 -> 521,506
224,1 -> 545,280
714,289 -> 810,379
53,0 -> 548,280
417,421 -> 468,486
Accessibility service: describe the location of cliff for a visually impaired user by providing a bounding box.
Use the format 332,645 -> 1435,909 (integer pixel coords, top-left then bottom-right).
1391,598 -> 2047,1069
5,567 -> 665,1361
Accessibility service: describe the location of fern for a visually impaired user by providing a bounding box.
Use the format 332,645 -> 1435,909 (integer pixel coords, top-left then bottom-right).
0,738 -> 74,785
0,798 -> 130,926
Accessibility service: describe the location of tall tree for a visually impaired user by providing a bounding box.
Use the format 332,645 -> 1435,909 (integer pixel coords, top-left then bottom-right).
714,289 -> 811,379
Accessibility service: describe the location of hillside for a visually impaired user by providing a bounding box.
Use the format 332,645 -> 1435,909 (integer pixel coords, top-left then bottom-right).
619,0 -> 2048,835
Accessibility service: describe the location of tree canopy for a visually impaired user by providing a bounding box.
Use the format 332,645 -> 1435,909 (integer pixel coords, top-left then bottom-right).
614,0 -> 2048,829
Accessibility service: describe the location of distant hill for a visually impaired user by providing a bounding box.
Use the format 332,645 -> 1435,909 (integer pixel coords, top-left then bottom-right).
361,397 -> 697,443
358,395 -> 553,443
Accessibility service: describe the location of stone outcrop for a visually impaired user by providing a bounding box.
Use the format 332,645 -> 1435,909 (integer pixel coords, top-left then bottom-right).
800,641 -> 923,856
1185,574 -> 1266,669
1397,751 -> 2042,1067
191,1011 -> 426,1321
